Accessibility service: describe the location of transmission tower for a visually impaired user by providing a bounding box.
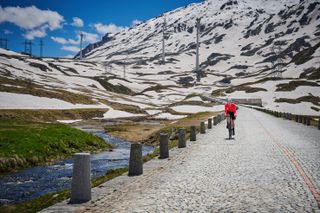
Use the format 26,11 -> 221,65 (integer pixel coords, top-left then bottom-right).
79,33 -> 84,59
0,37 -> 8,49
162,17 -> 167,64
23,40 -> 33,56
195,17 -> 201,81
271,44 -> 283,79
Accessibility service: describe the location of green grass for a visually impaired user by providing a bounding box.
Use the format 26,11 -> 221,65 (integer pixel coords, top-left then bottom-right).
0,119 -> 112,174
0,168 -> 128,213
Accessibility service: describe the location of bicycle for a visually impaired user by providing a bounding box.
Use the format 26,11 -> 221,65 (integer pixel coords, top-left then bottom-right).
226,113 -> 235,139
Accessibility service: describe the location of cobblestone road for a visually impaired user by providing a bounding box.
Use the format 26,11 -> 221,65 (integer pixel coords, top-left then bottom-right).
43,107 -> 320,213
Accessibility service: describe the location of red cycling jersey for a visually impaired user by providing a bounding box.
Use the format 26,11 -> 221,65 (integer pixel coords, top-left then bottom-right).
224,102 -> 237,116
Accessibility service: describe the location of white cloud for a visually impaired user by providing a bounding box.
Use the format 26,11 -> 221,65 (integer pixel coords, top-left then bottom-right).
24,27 -> 47,40
51,36 -> 67,44
64,54 -> 75,58
3,29 -> 13,34
81,31 -> 99,43
132,19 -> 141,26
0,6 -> 64,30
52,31 -> 98,46
0,5 -> 64,40
61,45 -> 80,53
71,17 -> 84,27
94,23 -> 126,35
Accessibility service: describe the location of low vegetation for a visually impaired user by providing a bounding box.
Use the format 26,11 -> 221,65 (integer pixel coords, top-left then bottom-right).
184,93 -> 200,100
0,108 -> 108,122
0,76 -> 96,104
0,168 -> 127,213
212,85 -> 267,96
138,84 -> 178,94
104,111 -> 219,146
291,42 -> 320,65
0,118 -> 112,174
94,77 -> 133,95
275,80 -> 319,92
275,95 -> 320,106
99,99 -> 145,114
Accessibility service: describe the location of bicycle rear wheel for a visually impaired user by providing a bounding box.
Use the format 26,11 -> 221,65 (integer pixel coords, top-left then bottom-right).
228,119 -> 232,139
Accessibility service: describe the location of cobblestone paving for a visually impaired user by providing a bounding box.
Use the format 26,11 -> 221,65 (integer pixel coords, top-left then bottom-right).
80,108 -> 320,212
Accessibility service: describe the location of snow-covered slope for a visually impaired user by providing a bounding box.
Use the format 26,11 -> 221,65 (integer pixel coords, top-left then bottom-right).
0,0 -> 319,116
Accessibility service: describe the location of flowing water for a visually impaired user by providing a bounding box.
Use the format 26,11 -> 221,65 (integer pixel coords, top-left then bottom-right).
0,125 -> 154,204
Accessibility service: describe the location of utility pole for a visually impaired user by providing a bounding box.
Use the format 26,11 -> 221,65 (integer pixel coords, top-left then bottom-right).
162,17 -> 167,64
80,32 -> 84,60
0,37 -> 8,49
195,17 -> 201,81
39,39 -> 44,57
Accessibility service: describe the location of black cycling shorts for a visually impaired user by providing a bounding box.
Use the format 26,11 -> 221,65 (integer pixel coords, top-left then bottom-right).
227,111 -> 235,120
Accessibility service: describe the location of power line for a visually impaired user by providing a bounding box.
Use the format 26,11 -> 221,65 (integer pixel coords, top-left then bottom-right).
39,39 -> 44,57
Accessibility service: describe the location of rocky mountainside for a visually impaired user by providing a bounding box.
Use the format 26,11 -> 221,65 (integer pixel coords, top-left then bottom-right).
0,0 -> 319,117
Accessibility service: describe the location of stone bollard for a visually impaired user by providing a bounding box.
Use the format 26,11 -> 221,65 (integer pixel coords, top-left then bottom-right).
159,133 -> 169,159
306,117 -> 311,126
208,118 -> 212,129
178,128 -> 186,148
200,121 -> 206,134
218,114 -> 221,123
70,153 -> 91,204
128,143 -> 143,176
190,126 -> 196,141
303,116 -> 307,125
213,116 -> 218,126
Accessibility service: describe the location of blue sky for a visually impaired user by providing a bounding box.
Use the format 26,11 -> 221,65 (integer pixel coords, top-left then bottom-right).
0,0 -> 202,57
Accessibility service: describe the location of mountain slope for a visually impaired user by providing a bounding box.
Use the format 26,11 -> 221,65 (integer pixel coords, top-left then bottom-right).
0,0 -> 319,116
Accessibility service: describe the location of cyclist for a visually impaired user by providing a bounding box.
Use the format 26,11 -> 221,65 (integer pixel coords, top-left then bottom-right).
224,98 -> 237,135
